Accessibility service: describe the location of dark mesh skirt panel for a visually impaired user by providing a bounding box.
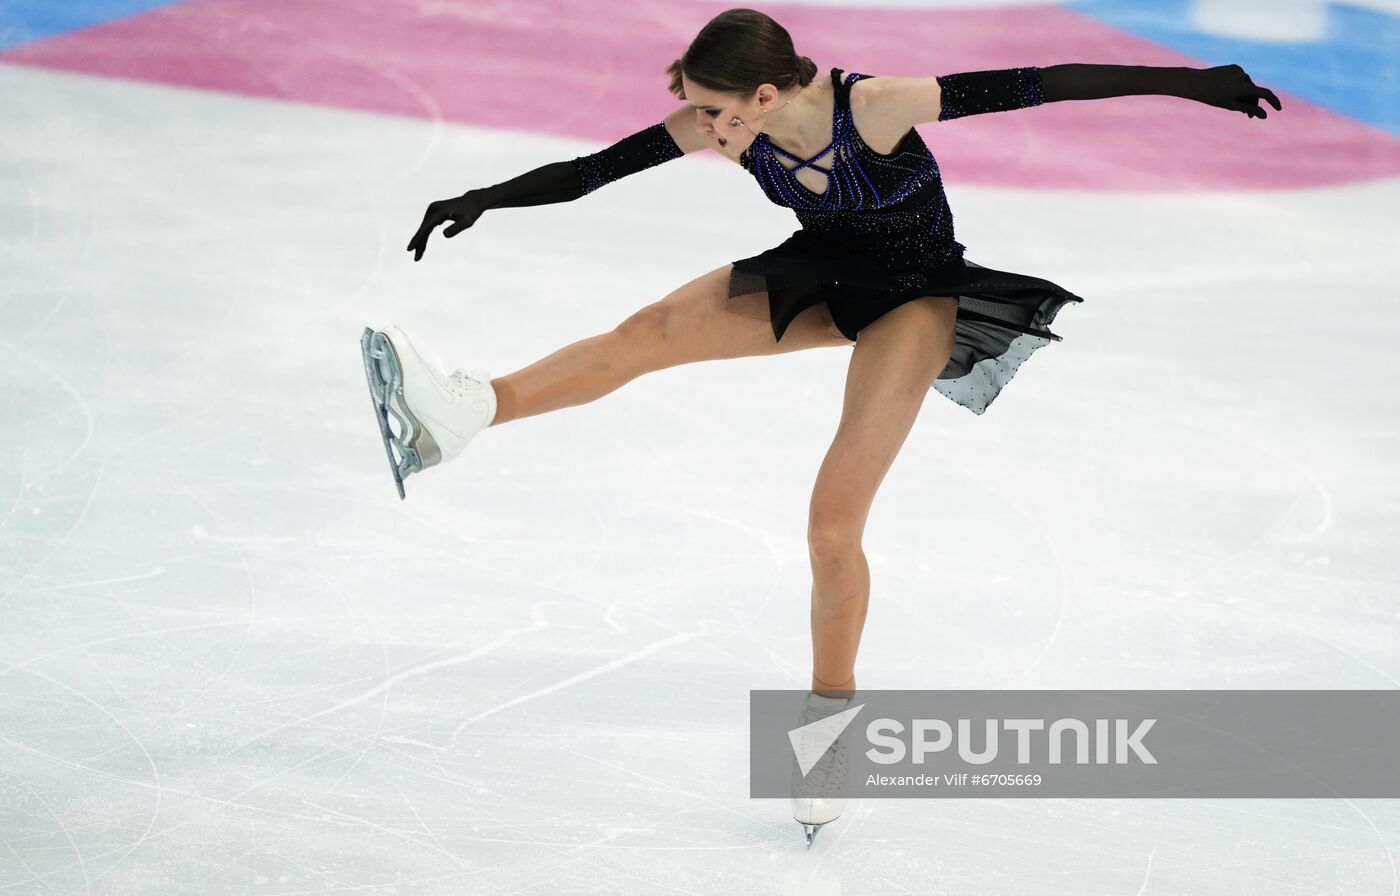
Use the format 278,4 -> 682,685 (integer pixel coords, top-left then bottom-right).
728,241 -> 1084,415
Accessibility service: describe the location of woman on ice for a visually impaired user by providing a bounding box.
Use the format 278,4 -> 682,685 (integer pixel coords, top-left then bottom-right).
362,7 -> 1280,846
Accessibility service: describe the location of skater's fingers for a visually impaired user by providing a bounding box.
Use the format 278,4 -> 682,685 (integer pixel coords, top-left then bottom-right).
407,198 -> 466,260
1261,87 -> 1282,111
407,217 -> 442,256
410,204 -> 447,242
1233,98 -> 1263,118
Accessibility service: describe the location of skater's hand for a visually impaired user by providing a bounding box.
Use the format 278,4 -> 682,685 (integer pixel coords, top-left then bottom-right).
406,190 -> 490,262
1188,64 -> 1282,119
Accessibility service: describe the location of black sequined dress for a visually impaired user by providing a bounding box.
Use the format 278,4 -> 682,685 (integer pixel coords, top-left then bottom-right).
731,67 -> 1083,414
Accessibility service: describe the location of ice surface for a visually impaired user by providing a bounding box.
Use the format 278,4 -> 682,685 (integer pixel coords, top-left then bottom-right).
2,1 -> 1398,893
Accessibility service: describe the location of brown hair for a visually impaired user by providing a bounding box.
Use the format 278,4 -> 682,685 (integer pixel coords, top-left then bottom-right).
665,9 -> 818,101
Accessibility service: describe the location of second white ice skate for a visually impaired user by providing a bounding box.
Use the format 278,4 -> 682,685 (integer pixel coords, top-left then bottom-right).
790,692 -> 855,848
361,325 -> 497,499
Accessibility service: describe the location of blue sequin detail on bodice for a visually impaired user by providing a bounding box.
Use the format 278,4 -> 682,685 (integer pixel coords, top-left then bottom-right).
739,68 -> 965,272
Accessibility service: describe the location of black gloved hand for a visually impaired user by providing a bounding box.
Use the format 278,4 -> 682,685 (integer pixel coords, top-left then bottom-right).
405,160 -> 587,262
405,190 -> 492,262
1189,64 -> 1283,119
1039,63 -> 1282,120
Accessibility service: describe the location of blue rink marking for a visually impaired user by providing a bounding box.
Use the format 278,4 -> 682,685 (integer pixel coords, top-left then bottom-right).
1071,0 -> 1400,135
0,0 -> 187,51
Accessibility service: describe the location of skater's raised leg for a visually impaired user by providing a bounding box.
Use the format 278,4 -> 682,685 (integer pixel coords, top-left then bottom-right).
805,294 -> 958,698
489,262 -> 853,426
362,262 -> 851,497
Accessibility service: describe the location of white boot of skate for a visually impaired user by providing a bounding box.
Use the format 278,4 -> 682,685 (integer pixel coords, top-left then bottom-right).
790,691 -> 854,848
360,324 -> 497,498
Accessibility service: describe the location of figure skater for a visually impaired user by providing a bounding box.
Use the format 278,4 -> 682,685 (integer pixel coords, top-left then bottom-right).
361,7 -> 1281,846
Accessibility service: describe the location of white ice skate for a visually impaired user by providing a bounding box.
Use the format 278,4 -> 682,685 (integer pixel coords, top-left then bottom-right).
360,325 -> 497,499
790,691 -> 854,848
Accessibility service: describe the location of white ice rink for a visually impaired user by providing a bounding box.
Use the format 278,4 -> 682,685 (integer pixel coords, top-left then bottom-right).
3,1 -> 1399,892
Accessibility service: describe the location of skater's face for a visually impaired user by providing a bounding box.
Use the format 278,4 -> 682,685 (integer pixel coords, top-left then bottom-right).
680,74 -> 779,158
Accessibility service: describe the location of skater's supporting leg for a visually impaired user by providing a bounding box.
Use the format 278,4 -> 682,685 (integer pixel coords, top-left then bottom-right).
489,262 -> 852,425
805,296 -> 959,697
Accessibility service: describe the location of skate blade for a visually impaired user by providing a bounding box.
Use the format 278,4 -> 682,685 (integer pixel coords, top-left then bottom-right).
802,822 -> 827,849
361,327 -> 424,499
376,332 -> 443,471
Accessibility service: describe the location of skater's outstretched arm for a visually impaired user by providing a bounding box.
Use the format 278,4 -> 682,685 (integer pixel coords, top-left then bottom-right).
868,63 -> 1282,129
1038,63 -> 1281,118
406,122 -> 689,262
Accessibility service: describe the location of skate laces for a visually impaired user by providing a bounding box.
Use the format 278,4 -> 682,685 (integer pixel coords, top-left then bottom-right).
802,729 -> 849,786
446,369 -> 486,397
794,698 -> 852,797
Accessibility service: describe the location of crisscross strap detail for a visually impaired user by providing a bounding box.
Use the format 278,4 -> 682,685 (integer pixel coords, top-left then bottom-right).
762,69 -> 862,176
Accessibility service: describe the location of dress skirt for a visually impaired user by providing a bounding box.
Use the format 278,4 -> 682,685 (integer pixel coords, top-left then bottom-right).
728,231 -> 1085,415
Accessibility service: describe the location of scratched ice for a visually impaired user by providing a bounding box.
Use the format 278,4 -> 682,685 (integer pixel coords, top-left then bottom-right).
1,0 -> 1398,893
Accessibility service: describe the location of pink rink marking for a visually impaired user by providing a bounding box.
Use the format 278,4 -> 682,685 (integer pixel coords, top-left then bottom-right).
4,0 -> 1398,190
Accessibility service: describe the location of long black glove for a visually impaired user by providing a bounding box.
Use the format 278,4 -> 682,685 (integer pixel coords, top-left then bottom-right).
1041,63 -> 1282,119
405,161 -> 583,262
406,122 -> 682,262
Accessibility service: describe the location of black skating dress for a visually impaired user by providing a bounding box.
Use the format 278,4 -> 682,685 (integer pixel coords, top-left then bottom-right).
729,67 -> 1084,415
